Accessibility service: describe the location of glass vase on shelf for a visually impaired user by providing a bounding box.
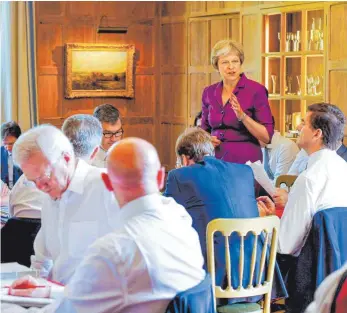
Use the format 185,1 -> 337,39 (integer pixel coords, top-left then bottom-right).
286,75 -> 293,94
285,32 -> 291,52
271,75 -> 277,95
307,75 -> 314,95
296,75 -> 301,96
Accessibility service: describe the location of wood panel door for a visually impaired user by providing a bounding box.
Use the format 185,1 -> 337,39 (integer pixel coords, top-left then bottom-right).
327,2 -> 347,140
159,3 -> 188,170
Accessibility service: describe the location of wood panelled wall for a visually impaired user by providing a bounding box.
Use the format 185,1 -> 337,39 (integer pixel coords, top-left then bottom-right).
328,2 -> 347,139
35,1 -> 347,170
35,1 -> 158,145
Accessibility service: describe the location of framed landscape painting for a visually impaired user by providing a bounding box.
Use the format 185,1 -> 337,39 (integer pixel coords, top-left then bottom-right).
65,43 -> 135,99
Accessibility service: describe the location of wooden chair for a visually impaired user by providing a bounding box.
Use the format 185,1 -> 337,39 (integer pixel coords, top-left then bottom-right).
275,175 -> 298,191
206,216 -> 280,313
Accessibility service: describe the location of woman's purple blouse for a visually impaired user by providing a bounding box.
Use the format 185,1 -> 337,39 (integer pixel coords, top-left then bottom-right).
201,73 -> 274,163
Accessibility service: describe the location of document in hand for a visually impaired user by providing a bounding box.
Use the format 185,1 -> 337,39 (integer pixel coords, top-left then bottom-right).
246,160 -> 276,197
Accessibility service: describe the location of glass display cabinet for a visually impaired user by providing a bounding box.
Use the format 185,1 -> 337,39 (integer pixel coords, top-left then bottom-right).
262,6 -> 326,138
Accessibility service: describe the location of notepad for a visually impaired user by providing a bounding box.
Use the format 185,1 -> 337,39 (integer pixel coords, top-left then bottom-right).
0,263 -> 62,308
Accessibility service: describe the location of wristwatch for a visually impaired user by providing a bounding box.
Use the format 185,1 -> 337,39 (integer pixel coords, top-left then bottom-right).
238,112 -> 247,122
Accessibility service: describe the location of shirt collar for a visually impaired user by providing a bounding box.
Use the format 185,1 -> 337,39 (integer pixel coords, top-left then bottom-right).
66,159 -> 91,195
307,148 -> 333,169
118,193 -> 163,224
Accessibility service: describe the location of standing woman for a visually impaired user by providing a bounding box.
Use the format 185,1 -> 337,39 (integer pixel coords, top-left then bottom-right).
201,39 -> 274,163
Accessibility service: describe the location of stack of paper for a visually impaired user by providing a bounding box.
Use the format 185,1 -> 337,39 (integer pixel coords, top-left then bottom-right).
246,160 -> 276,197
1,263 -> 55,308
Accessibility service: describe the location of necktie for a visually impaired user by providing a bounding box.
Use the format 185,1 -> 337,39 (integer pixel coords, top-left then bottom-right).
263,147 -> 274,180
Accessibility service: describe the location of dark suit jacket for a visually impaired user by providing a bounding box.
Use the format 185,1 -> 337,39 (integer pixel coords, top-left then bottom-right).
165,274 -> 214,313
164,156 -> 287,301
1,146 -> 23,187
337,143 -> 347,162
284,207 -> 347,313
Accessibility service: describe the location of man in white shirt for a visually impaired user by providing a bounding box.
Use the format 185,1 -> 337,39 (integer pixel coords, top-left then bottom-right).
9,137 -> 205,313
257,103 -> 347,256
92,104 -> 123,168
12,125 -> 118,284
261,130 -> 299,184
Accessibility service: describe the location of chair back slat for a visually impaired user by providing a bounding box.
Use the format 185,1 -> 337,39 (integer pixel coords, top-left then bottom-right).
225,235 -> 233,291
206,216 -> 280,312
248,233 -> 258,288
239,236 -> 244,289
257,232 -> 269,286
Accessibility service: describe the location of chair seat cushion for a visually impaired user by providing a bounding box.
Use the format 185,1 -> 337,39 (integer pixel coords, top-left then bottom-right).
217,303 -> 262,313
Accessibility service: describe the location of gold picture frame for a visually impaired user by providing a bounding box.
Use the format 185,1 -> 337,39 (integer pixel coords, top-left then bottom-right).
65,43 -> 135,99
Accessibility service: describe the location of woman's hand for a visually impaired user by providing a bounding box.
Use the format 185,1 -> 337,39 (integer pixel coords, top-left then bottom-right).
8,275 -> 51,298
211,136 -> 221,148
229,93 -> 244,120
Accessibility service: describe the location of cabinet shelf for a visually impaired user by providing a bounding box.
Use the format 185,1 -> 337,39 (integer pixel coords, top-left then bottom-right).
262,51 -> 324,57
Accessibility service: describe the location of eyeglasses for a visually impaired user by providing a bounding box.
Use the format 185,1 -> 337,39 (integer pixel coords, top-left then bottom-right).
103,128 -> 124,139
31,166 -> 53,185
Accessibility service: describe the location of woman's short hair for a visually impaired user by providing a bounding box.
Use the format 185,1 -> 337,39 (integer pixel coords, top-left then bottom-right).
175,127 -> 215,163
211,39 -> 245,70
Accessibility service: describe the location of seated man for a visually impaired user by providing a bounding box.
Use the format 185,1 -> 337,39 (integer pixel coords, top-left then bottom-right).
1,175 -> 44,266
261,128 -> 299,184
12,124 -> 118,284
163,127 -> 286,302
1,161 -> 46,266
194,111 -> 202,127
8,138 -> 205,313
92,104 -> 123,168
258,103 -> 347,256
62,114 -> 103,164
8,175 -> 46,219
1,121 -> 23,188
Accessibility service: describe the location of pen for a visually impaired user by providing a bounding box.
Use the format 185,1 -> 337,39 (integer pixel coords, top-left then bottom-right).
3,285 -> 47,289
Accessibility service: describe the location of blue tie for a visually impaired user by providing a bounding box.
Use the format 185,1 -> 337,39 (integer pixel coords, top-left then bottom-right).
263,148 -> 274,180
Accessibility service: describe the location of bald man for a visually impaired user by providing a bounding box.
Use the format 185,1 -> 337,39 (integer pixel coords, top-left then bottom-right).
8,138 -> 205,313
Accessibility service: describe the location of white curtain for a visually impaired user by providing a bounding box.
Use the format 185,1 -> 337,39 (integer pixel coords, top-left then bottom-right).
0,1 -> 38,131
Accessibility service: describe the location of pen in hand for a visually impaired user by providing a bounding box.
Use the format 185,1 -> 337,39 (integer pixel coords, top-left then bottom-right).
3,285 -> 47,289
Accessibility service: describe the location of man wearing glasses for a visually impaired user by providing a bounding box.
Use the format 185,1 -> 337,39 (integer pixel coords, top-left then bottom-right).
92,104 -> 124,168
11,125 -> 119,285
